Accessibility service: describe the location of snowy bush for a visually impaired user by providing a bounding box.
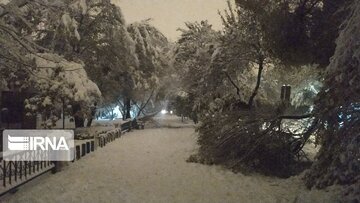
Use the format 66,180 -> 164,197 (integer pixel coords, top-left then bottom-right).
191,108 -> 306,178
26,53 -> 101,127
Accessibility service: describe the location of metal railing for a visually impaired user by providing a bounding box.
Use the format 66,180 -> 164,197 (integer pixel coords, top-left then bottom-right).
0,119 -> 143,197
120,120 -> 133,133
0,150 -> 54,196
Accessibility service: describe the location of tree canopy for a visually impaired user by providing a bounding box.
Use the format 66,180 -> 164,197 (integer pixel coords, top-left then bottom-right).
172,1 -> 358,200
0,0 -> 172,124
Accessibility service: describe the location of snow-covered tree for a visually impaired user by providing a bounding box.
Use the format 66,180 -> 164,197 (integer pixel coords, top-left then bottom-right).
234,0 -> 350,67
173,20 -> 221,115
0,0 -> 105,127
32,0 -> 138,107
126,20 -> 172,118
26,53 -> 101,128
305,0 -> 359,200
217,1 -> 276,109
1,0 -> 172,123
178,1 -> 327,178
0,0 -> 52,91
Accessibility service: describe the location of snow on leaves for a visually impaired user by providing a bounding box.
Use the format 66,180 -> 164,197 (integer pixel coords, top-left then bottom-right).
25,53 -> 101,124
32,53 -> 101,102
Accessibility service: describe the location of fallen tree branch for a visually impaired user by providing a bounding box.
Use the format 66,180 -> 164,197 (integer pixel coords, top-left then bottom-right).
136,89 -> 155,117
278,114 -> 313,120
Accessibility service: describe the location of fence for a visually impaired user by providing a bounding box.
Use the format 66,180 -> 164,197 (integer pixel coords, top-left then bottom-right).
0,150 -> 55,196
0,119 -> 139,197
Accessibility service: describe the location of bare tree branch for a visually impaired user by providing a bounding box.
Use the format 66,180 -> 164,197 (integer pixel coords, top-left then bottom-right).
278,114 -> 313,120
224,71 -> 241,99
137,89 -> 155,117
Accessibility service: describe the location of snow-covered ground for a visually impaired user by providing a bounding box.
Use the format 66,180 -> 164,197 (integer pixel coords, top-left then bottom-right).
2,116 -> 341,203
146,114 -> 196,128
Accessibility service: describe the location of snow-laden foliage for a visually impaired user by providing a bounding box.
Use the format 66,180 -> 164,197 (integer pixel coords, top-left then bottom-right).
305,1 -> 360,201
292,80 -> 321,108
173,21 -> 221,115
127,21 -> 170,98
109,20 -> 172,118
70,0 -> 87,15
26,0 -> 138,107
1,0 -> 172,123
30,53 -> 101,102
172,1 -> 324,118
0,0 -> 107,127
176,2 -> 325,179
283,65 -> 323,110
173,3 -> 289,116
61,12 -> 80,41
25,53 -> 101,128
0,1 -> 51,90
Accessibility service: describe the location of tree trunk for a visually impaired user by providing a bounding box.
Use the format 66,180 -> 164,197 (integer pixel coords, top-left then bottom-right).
72,103 -> 84,128
124,98 -> 131,120
248,59 -> 264,108
86,103 -> 97,127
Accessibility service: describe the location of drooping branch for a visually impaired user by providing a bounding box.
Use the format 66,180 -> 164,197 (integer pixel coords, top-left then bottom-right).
297,118 -> 319,151
0,24 -> 36,53
0,23 -> 50,56
0,0 -> 29,18
135,103 -> 146,117
136,89 -> 155,117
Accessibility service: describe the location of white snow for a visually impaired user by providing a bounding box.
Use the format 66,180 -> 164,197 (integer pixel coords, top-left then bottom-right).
70,0 -> 88,15
147,114 -> 196,128
176,90 -> 188,98
93,118 -> 132,128
2,116 -> 341,203
41,96 -> 52,107
61,13 -> 81,40
30,53 -> 101,104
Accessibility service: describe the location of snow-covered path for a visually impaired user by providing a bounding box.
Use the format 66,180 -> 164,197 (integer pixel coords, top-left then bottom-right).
3,119 -> 339,203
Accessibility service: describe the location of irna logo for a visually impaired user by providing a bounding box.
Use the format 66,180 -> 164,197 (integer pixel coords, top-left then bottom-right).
3,130 -> 74,161
8,135 -> 69,151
